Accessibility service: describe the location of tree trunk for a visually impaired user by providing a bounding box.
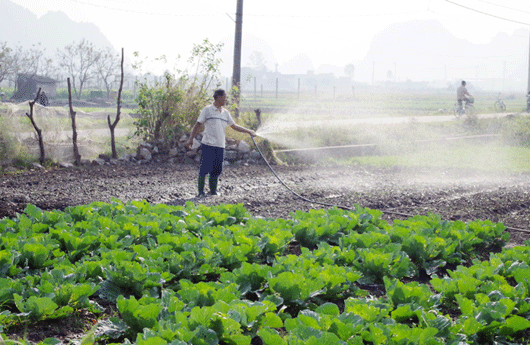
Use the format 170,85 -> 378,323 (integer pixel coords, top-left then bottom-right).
25,88 -> 45,165
108,48 -> 124,158
154,112 -> 170,141
254,108 -> 261,128
67,78 -> 81,165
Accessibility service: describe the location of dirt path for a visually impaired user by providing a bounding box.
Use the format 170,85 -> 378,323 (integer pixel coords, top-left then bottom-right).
1,162 -> 529,246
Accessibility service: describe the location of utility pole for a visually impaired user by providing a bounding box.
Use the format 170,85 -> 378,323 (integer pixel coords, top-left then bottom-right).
232,0 -> 243,117
372,61 -> 375,85
526,29 -> 530,93
503,60 -> 506,92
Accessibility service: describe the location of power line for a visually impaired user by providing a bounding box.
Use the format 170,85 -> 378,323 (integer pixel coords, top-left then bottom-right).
245,10 -> 426,19
475,0 -> 530,15
63,0 -> 219,17
445,0 -> 530,25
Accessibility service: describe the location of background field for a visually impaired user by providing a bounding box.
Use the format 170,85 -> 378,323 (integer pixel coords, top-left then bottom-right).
1,90 -> 530,170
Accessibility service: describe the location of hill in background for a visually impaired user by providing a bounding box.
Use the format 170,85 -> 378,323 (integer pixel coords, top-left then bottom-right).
0,0 -> 115,55
354,20 -> 528,91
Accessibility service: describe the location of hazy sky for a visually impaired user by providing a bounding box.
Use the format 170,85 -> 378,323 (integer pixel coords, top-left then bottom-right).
9,0 -> 530,76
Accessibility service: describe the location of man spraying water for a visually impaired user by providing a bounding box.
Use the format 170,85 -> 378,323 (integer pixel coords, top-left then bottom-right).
185,89 -> 256,197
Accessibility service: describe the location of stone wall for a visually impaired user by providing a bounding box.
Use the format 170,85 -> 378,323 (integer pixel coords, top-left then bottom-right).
90,134 -> 263,167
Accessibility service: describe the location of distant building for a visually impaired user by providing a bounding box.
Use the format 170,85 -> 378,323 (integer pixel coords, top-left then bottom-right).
239,67 -> 354,95
11,74 -> 58,102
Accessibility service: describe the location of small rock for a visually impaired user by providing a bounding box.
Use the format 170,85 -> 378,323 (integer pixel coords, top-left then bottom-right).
225,150 -> 238,161
183,157 -> 195,164
237,140 -> 251,153
32,163 -> 45,170
92,158 -> 106,166
139,148 -> 152,161
98,154 -> 112,162
169,148 -> 179,157
185,149 -> 197,158
58,162 -> 74,168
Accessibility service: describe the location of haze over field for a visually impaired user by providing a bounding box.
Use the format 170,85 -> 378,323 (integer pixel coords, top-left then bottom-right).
1,0 -> 529,90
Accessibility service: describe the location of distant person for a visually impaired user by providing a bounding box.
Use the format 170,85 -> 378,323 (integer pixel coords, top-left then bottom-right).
38,91 -> 49,106
185,89 -> 256,197
457,80 -> 472,112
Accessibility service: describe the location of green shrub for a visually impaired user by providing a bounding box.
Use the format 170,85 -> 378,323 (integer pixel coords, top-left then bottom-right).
501,116 -> 530,147
133,39 -> 224,144
0,118 -> 23,162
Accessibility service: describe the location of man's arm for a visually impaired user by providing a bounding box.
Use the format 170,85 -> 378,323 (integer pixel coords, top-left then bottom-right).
231,124 -> 256,137
185,121 -> 203,149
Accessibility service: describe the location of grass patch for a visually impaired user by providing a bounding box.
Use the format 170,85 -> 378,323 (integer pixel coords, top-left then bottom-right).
343,143 -> 530,173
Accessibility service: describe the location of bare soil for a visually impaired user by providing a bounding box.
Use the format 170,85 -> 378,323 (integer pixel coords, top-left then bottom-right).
2,161 -> 530,342
2,162 -> 530,244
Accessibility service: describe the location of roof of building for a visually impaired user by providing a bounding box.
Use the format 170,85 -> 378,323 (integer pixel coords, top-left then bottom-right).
17,73 -> 57,84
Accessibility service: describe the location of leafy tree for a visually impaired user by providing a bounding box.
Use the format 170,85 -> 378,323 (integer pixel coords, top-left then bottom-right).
133,39 -> 223,143
249,51 -> 268,72
95,47 -> 120,98
344,63 -> 355,81
0,41 -> 15,84
57,39 -> 101,99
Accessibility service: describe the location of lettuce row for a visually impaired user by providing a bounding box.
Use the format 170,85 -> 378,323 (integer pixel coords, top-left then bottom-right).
1,199 -> 528,344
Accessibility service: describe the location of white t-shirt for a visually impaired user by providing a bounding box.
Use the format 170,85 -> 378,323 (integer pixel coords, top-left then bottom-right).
197,104 -> 235,148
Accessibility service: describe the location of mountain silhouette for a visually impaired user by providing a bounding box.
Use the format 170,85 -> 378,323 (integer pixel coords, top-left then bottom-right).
0,0 -> 115,55
355,19 -> 527,90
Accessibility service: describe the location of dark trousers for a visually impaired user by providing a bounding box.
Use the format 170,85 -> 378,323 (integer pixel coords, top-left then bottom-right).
199,144 -> 224,178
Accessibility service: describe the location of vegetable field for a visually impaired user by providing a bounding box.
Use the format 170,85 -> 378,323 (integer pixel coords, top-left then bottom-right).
1,199 -> 529,344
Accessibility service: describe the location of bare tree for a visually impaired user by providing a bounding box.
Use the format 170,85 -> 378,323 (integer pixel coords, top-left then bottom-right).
95,47 -> 120,98
0,42 -> 17,85
39,57 -> 59,79
25,88 -> 45,165
57,39 -> 101,99
108,48 -> 124,158
67,78 -> 81,165
19,44 -> 46,77
1,42 -> 57,87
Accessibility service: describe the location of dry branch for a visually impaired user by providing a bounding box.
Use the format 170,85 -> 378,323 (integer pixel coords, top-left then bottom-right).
67,78 -> 81,165
25,88 -> 45,165
108,48 -> 124,158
